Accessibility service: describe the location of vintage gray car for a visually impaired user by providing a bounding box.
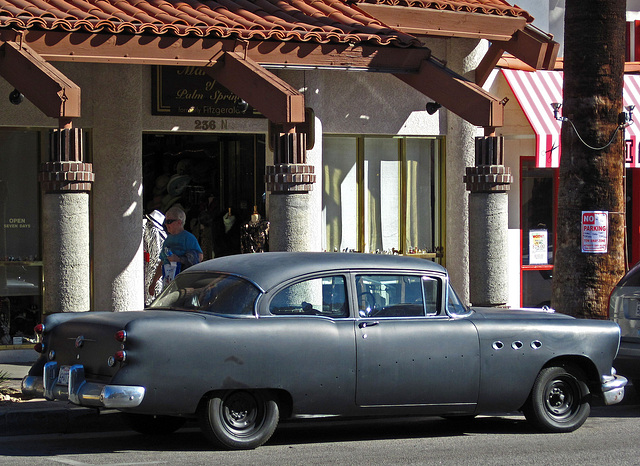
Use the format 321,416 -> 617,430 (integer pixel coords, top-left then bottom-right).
609,259 -> 640,388
23,252 -> 626,449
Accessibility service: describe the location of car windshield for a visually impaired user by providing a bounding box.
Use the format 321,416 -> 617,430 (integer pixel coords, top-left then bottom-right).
148,272 -> 260,316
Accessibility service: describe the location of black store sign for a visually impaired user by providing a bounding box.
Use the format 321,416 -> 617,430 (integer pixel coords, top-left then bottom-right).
152,66 -> 263,118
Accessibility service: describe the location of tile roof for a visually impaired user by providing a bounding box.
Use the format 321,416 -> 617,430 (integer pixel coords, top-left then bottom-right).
0,0 -> 531,47
352,0 -> 533,22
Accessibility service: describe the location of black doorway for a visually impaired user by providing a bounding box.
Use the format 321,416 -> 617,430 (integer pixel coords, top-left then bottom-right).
143,133 -> 266,259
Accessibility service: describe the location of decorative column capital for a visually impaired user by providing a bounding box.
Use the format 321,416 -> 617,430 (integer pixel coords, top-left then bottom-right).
463,165 -> 512,193
39,128 -> 94,193
464,135 -> 512,193
265,164 -> 316,193
39,161 -> 95,192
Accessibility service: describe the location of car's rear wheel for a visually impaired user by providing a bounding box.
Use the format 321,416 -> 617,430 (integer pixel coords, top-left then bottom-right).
198,390 -> 279,450
523,365 -> 591,433
124,413 -> 187,435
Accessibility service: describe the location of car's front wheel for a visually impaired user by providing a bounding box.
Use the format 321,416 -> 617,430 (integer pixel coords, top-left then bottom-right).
198,390 -> 279,450
523,365 -> 591,433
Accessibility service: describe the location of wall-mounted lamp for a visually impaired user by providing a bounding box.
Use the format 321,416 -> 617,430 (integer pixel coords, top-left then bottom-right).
426,102 -> 442,115
235,98 -> 249,114
550,101 -> 635,151
9,89 -> 23,105
624,105 -> 635,126
550,102 -> 565,121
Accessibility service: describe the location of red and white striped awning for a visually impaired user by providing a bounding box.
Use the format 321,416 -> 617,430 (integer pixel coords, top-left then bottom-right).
502,69 -> 640,168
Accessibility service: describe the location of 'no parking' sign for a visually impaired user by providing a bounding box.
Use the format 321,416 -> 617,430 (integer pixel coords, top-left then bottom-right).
581,211 -> 608,253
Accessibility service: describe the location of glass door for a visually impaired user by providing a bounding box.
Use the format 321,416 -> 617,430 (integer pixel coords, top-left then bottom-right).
0,130 -> 43,347
520,157 -> 557,308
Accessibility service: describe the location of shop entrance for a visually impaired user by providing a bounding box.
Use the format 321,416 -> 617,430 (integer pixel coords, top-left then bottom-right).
142,133 -> 266,260
520,157 -> 556,308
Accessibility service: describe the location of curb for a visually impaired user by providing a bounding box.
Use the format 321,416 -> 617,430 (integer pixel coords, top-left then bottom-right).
1,363 -> 131,437
0,401 -> 128,436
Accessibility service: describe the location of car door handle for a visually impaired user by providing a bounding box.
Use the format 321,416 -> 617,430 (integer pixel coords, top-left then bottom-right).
359,321 -> 379,329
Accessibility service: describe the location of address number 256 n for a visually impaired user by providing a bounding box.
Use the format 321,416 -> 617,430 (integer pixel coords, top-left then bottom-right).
194,120 -> 226,130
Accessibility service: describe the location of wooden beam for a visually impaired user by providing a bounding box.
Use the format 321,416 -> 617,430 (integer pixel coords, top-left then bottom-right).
0,41 -> 80,118
476,25 -> 559,85
206,51 -> 305,124
475,42 -> 506,86
355,4 -> 527,41
395,58 -> 503,128
502,27 -> 557,70
0,30 -> 432,72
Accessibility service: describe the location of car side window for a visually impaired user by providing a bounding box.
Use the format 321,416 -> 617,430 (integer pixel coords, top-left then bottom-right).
269,276 -> 348,318
447,283 -> 469,316
356,275 -> 426,318
422,276 -> 441,316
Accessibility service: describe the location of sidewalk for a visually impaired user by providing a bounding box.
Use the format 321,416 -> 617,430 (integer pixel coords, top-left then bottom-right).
0,361 -> 127,436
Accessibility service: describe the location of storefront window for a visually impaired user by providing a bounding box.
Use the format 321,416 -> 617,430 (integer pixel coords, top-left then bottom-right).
520,158 -> 556,308
364,138 -> 400,253
143,133 -> 266,260
405,138 -> 438,254
0,130 -> 42,346
323,136 -> 441,258
323,137 -> 358,252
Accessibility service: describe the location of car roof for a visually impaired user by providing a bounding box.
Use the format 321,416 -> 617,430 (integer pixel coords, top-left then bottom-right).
186,252 -> 447,291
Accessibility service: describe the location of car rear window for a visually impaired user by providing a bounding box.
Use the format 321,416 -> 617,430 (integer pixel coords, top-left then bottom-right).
149,272 -> 260,316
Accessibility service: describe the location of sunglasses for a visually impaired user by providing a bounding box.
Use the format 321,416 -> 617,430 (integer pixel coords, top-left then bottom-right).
164,218 -> 179,225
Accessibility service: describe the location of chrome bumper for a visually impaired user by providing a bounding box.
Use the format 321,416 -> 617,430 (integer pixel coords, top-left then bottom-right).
22,362 -> 145,409
601,371 -> 627,405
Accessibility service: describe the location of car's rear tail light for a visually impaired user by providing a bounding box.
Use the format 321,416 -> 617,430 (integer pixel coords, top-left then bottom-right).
114,350 -> 127,362
34,324 -> 44,335
34,342 -> 44,353
115,330 -> 127,342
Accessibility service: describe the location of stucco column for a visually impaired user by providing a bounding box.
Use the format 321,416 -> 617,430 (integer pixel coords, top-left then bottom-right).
267,115 -> 322,252
40,128 -> 93,313
91,64 -> 144,312
42,195 -> 91,313
464,137 -> 512,307
445,39 -> 487,305
467,192 -> 509,306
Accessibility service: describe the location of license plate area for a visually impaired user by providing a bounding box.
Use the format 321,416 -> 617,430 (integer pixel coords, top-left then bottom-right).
57,365 -> 71,386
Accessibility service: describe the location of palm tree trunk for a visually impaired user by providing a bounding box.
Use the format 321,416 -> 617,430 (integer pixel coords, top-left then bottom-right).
551,0 -> 626,319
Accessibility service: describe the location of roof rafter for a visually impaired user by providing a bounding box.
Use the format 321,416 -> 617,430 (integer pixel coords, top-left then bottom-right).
206,51 -> 305,124
395,58 -> 504,128
353,4 -> 527,41
475,25 -> 559,85
0,40 -> 80,118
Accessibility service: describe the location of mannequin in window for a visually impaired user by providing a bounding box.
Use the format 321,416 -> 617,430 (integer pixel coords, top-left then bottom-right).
241,206 -> 270,253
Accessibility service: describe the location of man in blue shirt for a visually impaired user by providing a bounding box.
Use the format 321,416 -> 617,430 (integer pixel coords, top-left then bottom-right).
148,205 -> 203,296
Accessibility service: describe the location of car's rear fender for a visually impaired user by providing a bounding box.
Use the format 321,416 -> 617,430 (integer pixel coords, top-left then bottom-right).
472,317 -> 621,412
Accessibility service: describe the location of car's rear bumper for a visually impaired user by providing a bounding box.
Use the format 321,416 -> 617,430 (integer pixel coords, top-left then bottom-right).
22,362 -> 145,409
